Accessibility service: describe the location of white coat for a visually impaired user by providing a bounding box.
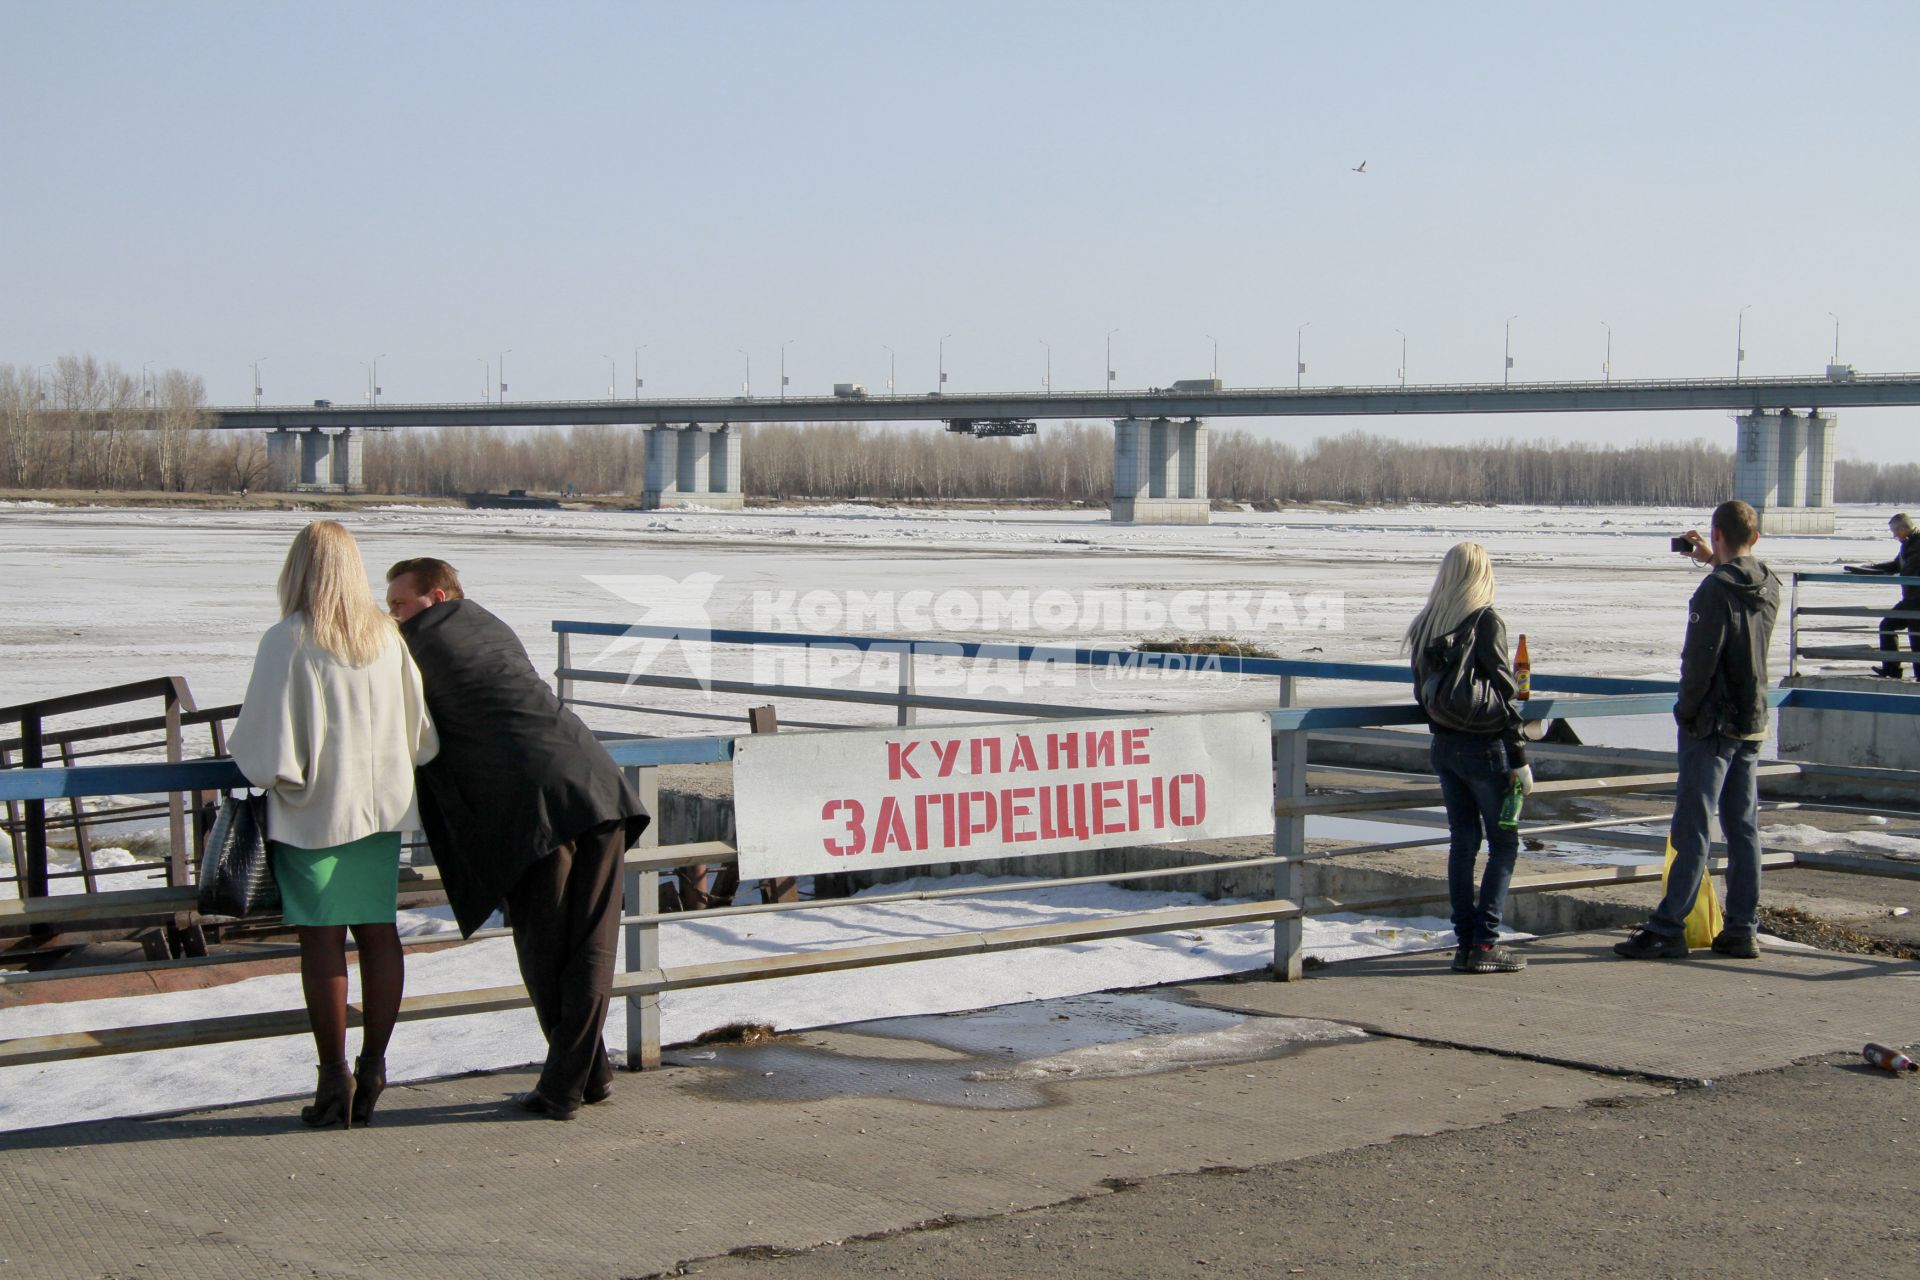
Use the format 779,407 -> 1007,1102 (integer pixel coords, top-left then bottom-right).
228,614 -> 440,849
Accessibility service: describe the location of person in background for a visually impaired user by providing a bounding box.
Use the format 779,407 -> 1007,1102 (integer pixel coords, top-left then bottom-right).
1615,500 -> 1781,960
1844,512 -> 1920,681
229,521 -> 438,1128
385,557 -> 650,1121
1406,541 -> 1534,975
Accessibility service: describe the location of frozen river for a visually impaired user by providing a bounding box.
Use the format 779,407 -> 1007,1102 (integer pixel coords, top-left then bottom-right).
0,499 -> 1893,745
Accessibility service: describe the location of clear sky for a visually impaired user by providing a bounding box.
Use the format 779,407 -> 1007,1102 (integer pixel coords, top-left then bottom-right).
4,1 -> 1915,458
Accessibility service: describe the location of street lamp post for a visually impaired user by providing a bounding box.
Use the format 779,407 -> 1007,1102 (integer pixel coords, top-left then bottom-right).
737,349 -> 751,397
938,334 -> 952,394
881,344 -> 895,396
1105,327 -> 1118,392
1206,333 -> 1219,382
780,339 -> 792,401
1735,305 -> 1750,382
363,354 -> 386,405
498,350 -> 511,402
1601,321 -> 1612,384
1039,339 -> 1051,392
1394,330 -> 1406,387
477,357 -> 491,403
252,357 -> 266,409
1503,316 -> 1518,386
1828,311 -> 1841,364
603,353 -> 616,399
1295,322 -> 1310,390
633,345 -> 647,399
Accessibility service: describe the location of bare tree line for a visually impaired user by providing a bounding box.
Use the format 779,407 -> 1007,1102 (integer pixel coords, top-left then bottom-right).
1,357 -> 1912,510
365,421 -> 1907,509
0,359 -> 263,492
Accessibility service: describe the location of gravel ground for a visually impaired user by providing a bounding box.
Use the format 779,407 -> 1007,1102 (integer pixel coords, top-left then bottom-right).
674,1054 -> 1920,1280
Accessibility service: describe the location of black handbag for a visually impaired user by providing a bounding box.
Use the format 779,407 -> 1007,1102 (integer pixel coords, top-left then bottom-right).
1417,608 -> 1509,734
197,789 -> 280,916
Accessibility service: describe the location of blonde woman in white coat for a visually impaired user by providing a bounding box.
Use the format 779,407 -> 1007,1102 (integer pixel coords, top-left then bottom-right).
229,521 -> 438,1128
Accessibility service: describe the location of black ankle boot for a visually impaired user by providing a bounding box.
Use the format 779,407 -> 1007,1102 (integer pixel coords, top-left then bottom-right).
350,1054 -> 386,1125
301,1061 -> 355,1129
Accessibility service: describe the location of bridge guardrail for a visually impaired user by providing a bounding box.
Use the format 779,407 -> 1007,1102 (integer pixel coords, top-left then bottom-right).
201,370 -> 1920,416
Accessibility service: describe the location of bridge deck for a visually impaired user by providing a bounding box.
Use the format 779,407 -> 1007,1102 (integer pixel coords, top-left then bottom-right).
190,372 -> 1920,430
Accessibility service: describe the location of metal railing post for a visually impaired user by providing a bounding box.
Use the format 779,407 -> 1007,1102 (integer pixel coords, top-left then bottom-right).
556,630 -> 574,705
1789,573 -> 1802,678
1272,675 -> 1306,980
896,648 -> 917,727
21,712 -> 47,902
623,764 -> 662,1070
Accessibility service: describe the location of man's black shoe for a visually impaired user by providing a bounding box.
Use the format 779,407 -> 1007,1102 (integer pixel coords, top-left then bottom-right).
1462,942 -> 1527,973
1613,927 -> 1689,960
515,1089 -> 579,1121
583,1079 -> 614,1105
1450,945 -> 1475,973
1710,930 -> 1761,959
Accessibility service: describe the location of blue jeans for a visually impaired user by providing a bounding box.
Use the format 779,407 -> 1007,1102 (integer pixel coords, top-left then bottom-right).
1647,730 -> 1763,939
1430,732 -> 1520,947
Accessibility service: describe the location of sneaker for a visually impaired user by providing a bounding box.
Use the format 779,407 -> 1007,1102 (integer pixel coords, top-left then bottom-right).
1462,942 -> 1527,973
1451,945 -> 1475,973
1710,930 -> 1761,959
1613,927 -> 1689,960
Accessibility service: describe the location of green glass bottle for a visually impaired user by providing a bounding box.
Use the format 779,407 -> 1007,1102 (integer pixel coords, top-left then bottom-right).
1497,776 -> 1525,830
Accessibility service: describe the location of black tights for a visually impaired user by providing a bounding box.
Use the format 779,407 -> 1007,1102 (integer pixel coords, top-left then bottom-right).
296,923 -> 404,1065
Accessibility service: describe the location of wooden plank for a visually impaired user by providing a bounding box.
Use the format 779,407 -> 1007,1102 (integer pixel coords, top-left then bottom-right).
0,841 -> 732,928
1275,765 -> 1802,818
610,898 -> 1304,997
0,981 -> 533,1068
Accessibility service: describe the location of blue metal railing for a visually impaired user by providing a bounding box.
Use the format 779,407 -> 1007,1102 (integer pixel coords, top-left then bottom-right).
1788,572 -> 1920,677
14,686 -> 1920,809
551,620 -> 1682,697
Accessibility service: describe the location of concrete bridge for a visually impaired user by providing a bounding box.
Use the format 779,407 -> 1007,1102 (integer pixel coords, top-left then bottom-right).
196,370 -> 1920,528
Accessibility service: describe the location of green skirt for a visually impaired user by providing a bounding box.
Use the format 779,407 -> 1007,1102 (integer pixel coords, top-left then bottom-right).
270,832 -> 403,926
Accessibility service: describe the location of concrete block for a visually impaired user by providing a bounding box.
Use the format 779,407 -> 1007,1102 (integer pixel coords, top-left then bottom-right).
1779,673 -> 1920,770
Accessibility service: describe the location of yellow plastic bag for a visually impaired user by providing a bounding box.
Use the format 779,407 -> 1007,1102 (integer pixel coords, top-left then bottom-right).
1661,838 -> 1725,948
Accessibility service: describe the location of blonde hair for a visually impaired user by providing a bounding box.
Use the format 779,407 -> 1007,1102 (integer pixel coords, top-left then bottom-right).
276,520 -> 395,666
1405,541 -> 1496,654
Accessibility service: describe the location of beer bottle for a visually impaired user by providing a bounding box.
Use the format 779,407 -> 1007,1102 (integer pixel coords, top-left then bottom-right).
1514,633 -> 1532,701
1863,1043 -> 1919,1073
1498,775 -> 1525,830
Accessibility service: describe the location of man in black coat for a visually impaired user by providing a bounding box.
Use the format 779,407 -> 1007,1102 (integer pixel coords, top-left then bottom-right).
1844,512 -> 1920,680
1615,501 -> 1781,962
386,558 -> 650,1119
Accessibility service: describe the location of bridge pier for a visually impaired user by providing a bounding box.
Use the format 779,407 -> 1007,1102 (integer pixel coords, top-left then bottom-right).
264,427 -> 364,494
1735,409 -> 1834,534
1110,417 -> 1209,524
642,424 -> 744,511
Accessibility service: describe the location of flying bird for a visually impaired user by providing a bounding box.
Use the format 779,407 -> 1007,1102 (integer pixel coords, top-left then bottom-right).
1352,161 -> 1367,173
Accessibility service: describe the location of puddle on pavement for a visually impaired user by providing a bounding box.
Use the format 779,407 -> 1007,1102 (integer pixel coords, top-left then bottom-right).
667,990 -> 1366,1110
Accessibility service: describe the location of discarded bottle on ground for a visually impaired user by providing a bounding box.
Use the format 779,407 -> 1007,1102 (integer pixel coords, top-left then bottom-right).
1863,1043 -> 1918,1073
1497,775 -> 1525,831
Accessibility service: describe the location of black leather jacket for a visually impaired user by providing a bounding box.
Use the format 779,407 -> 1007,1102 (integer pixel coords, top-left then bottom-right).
1412,607 -> 1528,766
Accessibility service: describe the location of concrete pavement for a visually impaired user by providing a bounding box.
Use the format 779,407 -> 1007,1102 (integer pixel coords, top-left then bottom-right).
0,932 -> 1913,1279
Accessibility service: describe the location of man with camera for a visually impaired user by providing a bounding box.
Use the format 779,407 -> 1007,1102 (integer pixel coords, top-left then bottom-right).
1843,512 -> 1920,681
1615,500 -> 1781,961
